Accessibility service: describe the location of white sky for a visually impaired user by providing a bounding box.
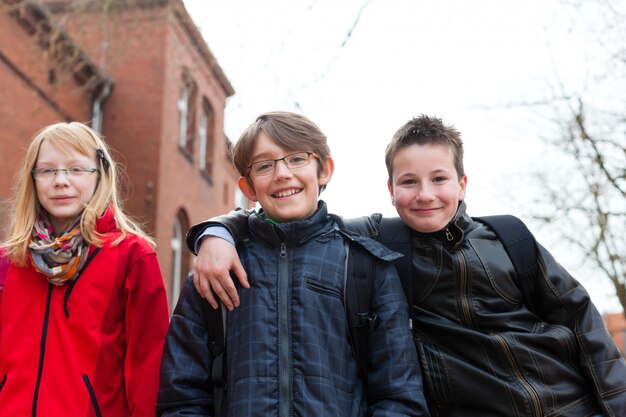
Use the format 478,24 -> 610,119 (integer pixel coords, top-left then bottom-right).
182,0 -> 622,313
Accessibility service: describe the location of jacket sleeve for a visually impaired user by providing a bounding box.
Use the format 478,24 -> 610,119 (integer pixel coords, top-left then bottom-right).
122,246 -> 170,417
186,209 -> 252,255
156,275 -> 215,417
531,245 -> 626,416
367,259 -> 431,417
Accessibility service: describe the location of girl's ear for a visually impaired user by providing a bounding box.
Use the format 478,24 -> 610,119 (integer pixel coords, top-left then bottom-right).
317,155 -> 334,187
238,177 -> 258,202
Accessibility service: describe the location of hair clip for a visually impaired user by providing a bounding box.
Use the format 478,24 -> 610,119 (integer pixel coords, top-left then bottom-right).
96,148 -> 110,173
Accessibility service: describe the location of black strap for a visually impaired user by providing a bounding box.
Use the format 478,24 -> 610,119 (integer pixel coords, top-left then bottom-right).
344,242 -> 377,378
209,307 -> 226,417
196,270 -> 227,417
378,218 -> 414,313
473,215 -> 539,296
62,247 -> 102,318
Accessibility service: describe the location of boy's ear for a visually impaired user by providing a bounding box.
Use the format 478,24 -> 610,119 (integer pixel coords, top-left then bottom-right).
387,180 -> 395,206
317,155 -> 334,187
238,177 -> 258,202
458,175 -> 467,200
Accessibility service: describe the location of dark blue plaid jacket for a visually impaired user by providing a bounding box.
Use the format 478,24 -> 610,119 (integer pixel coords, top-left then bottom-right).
157,202 -> 430,417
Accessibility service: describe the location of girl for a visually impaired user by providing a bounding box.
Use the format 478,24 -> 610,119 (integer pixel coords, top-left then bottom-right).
0,122 -> 169,417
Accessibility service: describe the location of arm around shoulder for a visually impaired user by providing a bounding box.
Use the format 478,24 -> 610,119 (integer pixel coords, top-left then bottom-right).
186,208 -> 252,254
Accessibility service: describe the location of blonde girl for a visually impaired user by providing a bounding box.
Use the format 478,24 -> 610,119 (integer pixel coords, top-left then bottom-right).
0,122 -> 169,417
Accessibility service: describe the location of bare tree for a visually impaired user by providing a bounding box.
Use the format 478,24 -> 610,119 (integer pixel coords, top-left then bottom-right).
526,0 -> 625,316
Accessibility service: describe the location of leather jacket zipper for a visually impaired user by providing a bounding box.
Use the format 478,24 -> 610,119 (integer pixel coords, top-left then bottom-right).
32,284 -> 54,417
456,251 -> 474,328
493,333 -> 542,417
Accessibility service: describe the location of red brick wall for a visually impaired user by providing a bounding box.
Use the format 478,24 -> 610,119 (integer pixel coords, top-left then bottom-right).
603,312 -> 626,356
43,1 -> 238,303
0,7 -> 96,231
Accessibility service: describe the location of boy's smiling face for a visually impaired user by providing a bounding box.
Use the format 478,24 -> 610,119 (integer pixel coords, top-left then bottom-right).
388,143 -> 466,233
239,132 -> 333,223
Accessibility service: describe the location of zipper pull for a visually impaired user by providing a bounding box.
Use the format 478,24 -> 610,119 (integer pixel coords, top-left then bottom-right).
280,243 -> 287,258
444,228 -> 453,241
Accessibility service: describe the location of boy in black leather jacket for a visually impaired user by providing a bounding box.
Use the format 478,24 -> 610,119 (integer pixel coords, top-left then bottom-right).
187,115 -> 626,417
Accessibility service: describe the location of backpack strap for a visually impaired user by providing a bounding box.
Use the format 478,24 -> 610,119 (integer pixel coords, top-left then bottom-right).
473,215 -> 539,296
338,214 -> 415,332
378,218 -> 413,313
193,271 -> 227,417
344,241 -> 377,378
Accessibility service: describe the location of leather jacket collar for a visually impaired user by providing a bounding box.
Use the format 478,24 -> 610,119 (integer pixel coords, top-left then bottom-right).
411,201 -> 474,249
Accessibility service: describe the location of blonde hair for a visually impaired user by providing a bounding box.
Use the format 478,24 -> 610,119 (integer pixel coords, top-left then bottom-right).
2,122 -> 154,266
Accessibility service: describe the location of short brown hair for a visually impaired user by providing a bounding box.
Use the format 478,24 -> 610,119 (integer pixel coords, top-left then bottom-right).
232,111 -> 332,191
385,114 -> 464,182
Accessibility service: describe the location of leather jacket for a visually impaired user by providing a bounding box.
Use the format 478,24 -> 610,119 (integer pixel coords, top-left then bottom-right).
186,202 -> 626,417
401,202 -> 626,417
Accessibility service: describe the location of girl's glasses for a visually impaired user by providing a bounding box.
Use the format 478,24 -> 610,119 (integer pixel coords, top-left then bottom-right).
32,167 -> 99,180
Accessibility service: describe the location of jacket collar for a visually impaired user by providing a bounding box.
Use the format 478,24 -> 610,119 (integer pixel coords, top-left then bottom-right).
412,201 -> 472,248
248,200 -> 334,246
95,205 -> 118,235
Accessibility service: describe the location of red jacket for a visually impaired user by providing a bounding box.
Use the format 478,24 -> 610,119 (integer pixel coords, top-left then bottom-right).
0,208 -> 170,417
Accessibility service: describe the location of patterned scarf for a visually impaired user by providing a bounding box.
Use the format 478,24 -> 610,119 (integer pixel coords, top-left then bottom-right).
28,215 -> 88,286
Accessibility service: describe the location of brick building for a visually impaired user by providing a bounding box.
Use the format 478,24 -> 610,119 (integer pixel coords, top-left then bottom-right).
0,0 -> 240,308
603,312 -> 626,356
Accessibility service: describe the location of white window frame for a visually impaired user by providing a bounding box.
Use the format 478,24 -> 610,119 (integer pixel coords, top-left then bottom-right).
170,218 -> 183,310
198,107 -> 208,171
177,83 -> 189,148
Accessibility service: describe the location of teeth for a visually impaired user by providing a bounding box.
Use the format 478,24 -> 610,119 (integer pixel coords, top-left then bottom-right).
274,189 -> 300,197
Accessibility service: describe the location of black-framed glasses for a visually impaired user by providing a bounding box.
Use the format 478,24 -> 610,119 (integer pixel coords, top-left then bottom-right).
32,167 -> 99,180
247,152 -> 318,177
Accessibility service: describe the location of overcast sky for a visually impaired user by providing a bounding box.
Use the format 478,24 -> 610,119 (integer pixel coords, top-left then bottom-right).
182,0 -> 622,312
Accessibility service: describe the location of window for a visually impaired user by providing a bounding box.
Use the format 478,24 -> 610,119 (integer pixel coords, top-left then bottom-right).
170,218 -> 183,311
178,70 -> 197,156
169,209 -> 191,311
199,98 -> 215,175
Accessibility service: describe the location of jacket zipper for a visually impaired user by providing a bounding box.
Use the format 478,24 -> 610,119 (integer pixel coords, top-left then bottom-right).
493,333 -> 542,417
456,251 -> 474,328
277,242 -> 292,417
31,284 -> 54,417
82,375 -> 103,417
62,247 -> 101,317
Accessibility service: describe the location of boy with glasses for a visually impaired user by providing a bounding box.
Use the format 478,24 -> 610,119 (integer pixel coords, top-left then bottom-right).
157,111 -> 430,417
187,114 -> 626,416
